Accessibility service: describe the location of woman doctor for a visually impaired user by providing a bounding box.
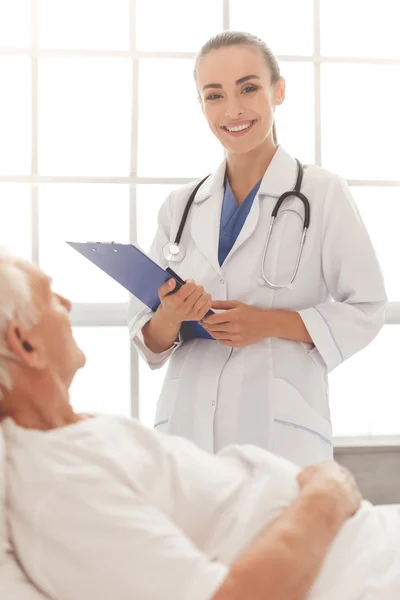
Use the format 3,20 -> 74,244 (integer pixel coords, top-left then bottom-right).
128,31 -> 387,466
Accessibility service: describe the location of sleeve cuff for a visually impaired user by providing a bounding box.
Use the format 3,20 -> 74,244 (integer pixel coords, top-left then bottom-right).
128,310 -> 182,370
298,307 -> 343,373
185,561 -> 228,600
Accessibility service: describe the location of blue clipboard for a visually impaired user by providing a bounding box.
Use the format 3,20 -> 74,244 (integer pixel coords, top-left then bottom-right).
67,242 -> 214,342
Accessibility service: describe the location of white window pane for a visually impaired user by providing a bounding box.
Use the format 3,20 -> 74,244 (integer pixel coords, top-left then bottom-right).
0,184 -> 31,259
139,359 -> 167,428
321,0 -> 400,59
230,0 -> 314,56
38,0 -> 130,50
38,58 -> 132,176
70,327 -> 131,417
136,185 -> 181,252
0,0 -> 31,48
351,187 -> 400,300
275,62 -> 314,164
138,59 -> 222,178
0,57 -> 31,175
321,64 -> 400,180
38,185 -> 130,303
331,327 -> 400,437
136,0 -> 222,52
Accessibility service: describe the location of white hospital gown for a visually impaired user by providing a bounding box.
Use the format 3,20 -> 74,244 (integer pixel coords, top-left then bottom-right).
3,416 -> 400,600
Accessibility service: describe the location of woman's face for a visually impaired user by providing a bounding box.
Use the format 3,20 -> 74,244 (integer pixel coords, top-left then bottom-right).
196,44 -> 285,155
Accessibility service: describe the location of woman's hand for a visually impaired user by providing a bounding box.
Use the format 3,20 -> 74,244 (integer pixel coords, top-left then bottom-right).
201,300 -> 270,348
157,278 -> 213,326
297,461 -> 362,521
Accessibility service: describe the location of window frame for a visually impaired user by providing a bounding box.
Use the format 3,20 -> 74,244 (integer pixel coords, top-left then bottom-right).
1,0 -> 399,444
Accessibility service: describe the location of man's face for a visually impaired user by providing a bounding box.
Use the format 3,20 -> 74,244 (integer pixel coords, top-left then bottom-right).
18,262 -> 86,387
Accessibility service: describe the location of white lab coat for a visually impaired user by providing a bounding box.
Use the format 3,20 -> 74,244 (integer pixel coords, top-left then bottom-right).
128,146 -> 387,466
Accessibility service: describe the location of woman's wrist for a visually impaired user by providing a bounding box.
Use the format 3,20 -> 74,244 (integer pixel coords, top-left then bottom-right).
262,309 -> 313,343
156,305 -> 183,329
142,308 -> 181,353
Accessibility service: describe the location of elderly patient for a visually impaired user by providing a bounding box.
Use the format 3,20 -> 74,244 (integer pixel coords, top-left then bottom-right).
0,249 -> 399,600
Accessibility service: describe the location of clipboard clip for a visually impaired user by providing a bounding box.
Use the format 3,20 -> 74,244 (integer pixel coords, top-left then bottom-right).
85,241 -> 117,253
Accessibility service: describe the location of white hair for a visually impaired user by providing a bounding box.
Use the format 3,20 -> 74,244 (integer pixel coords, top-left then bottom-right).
0,248 -> 40,400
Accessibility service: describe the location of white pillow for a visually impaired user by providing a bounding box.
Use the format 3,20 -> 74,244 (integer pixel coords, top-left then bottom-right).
0,424 -> 50,599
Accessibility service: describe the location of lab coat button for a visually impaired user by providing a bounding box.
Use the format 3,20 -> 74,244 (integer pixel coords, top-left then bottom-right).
220,279 -> 225,284
212,401 -> 216,406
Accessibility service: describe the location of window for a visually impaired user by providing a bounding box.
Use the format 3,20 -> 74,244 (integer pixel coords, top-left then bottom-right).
1,0 -> 399,443
0,57 -> 31,175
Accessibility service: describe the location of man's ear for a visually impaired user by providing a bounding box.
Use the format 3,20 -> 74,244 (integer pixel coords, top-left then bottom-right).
5,321 -> 45,369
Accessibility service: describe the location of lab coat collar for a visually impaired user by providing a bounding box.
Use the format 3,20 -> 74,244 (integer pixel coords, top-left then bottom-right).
193,146 -> 299,204
258,146 -> 300,199
189,146 -> 299,274
192,159 -> 226,204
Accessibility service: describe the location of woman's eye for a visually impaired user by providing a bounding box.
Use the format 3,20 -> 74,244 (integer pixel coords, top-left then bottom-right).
206,94 -> 222,101
242,85 -> 258,94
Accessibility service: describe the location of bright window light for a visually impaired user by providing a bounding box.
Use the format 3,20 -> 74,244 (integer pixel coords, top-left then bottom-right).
275,62 -> 315,164
38,57 -> 132,176
331,327 -> 400,436
38,184 -> 130,303
38,0 -> 130,50
321,64 -> 400,180
230,0 -> 314,56
0,0 -> 31,48
0,184 -> 31,259
352,187 -> 400,299
0,57 -> 31,175
321,0 -> 400,59
70,327 -> 131,417
136,0 -> 223,52
136,185 -> 181,252
138,59 -> 222,178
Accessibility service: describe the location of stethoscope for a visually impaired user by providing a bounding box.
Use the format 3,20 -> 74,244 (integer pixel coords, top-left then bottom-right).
162,159 -> 310,290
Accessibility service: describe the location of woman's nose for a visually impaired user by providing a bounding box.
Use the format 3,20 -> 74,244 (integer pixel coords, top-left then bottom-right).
225,99 -> 244,120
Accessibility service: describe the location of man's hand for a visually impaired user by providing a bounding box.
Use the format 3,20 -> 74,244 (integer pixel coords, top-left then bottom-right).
201,300 -> 271,347
297,461 -> 362,521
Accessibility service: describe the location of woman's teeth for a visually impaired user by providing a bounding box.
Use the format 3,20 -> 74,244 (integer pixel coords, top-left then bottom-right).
223,121 -> 254,132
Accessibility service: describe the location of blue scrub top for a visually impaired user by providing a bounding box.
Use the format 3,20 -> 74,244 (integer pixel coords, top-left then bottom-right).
218,177 -> 262,266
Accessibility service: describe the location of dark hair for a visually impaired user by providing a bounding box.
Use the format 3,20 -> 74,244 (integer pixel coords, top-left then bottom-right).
194,31 -> 281,144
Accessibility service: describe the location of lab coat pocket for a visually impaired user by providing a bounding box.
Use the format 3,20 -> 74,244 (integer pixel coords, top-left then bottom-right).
301,342 -> 326,371
300,342 -> 329,407
154,378 -> 179,433
272,378 -> 332,465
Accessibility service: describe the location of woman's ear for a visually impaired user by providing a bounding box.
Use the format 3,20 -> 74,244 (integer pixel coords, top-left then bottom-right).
274,77 -> 286,106
5,321 -> 45,369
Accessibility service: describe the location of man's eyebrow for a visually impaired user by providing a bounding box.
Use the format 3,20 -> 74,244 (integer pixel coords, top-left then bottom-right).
202,74 -> 260,91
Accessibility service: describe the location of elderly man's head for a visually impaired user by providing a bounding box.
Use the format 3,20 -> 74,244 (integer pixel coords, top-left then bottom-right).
0,248 -> 85,418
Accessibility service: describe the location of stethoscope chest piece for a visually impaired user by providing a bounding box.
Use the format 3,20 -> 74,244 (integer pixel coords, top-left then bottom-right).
162,241 -> 186,262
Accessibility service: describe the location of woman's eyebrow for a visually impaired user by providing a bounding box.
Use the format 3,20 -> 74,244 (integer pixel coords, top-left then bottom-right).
202,74 -> 260,91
